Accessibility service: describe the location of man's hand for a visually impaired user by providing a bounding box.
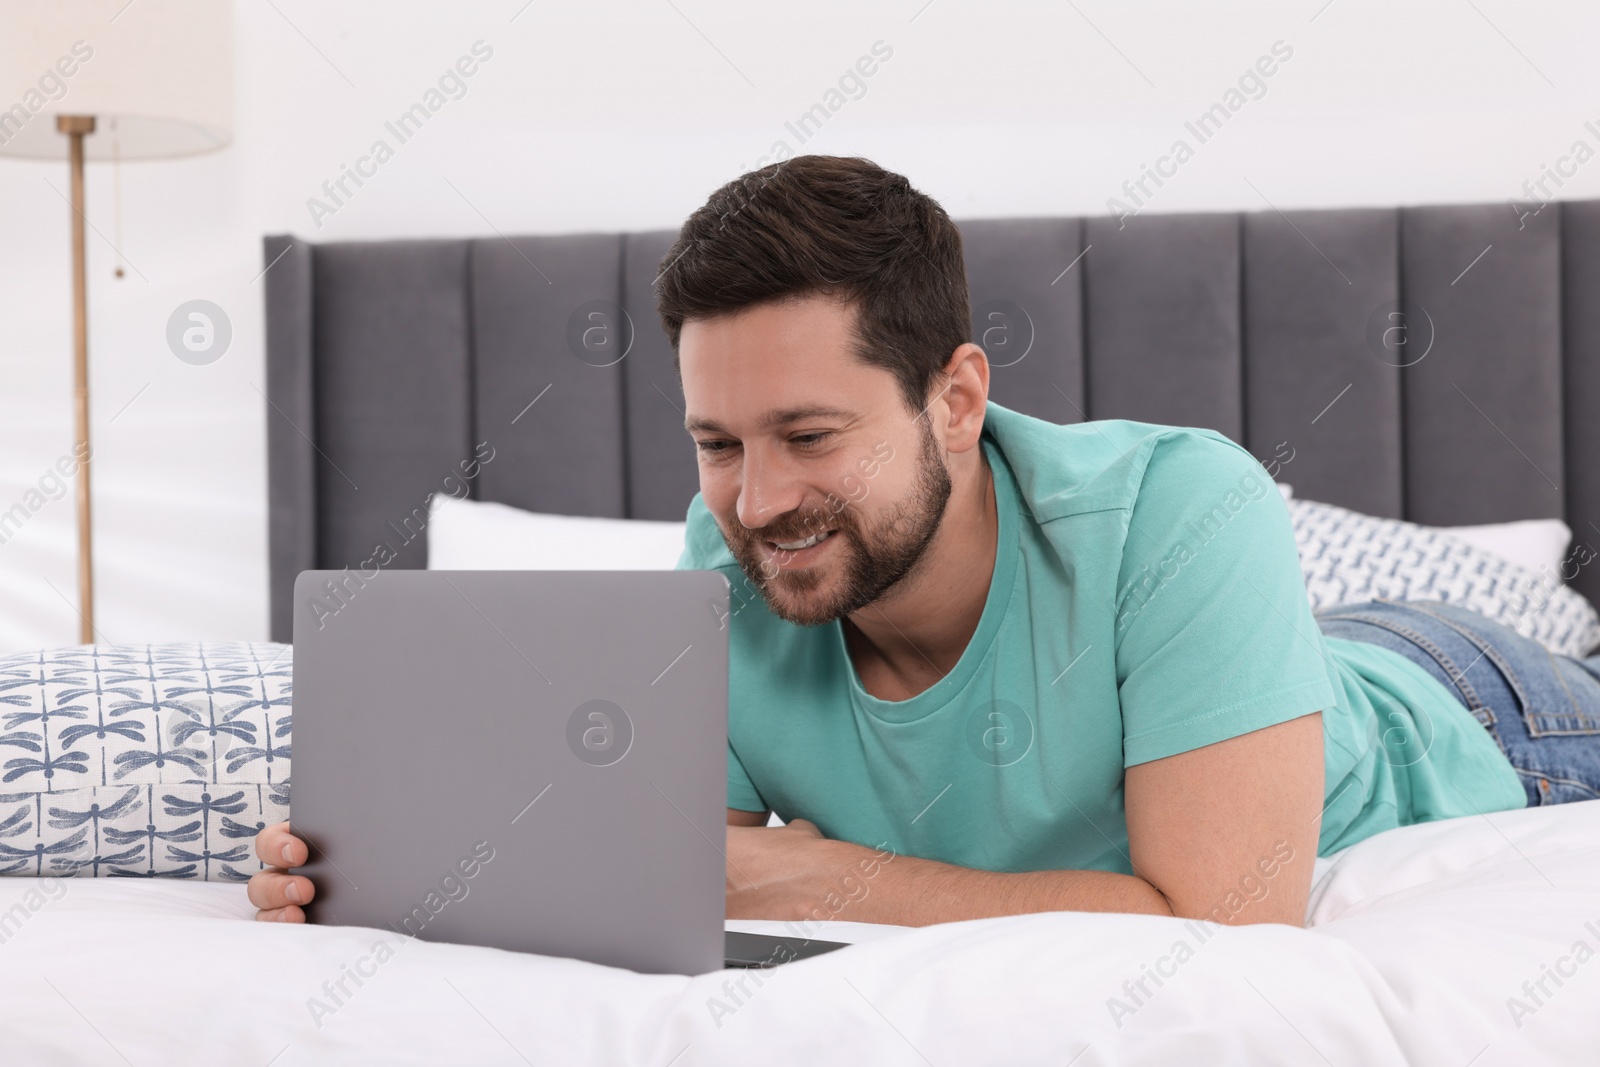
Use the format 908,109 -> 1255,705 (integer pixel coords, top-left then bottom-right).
725,817 -> 860,921
247,821 -> 316,923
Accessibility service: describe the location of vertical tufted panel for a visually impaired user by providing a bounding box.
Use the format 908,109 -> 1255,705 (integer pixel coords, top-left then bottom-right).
1400,204 -> 1564,525
471,234 -> 628,518
264,235 -> 316,644
958,217 -> 1087,423
621,229 -> 702,522
1562,201 -> 1600,608
1082,213 -> 1242,439
311,239 -> 471,583
1243,207 -> 1402,517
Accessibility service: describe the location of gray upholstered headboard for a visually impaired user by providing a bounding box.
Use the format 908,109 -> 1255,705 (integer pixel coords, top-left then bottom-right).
263,199 -> 1600,642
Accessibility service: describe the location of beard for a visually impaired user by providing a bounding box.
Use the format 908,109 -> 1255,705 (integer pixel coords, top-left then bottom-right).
721,418 -> 955,627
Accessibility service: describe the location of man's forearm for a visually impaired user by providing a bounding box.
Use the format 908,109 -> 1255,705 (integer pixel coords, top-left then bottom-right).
813,840 -> 1174,927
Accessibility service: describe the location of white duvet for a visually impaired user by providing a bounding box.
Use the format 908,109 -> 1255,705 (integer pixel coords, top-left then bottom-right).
1,800 -> 1596,1065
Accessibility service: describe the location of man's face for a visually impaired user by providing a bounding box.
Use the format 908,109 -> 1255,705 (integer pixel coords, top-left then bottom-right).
679,294 -> 954,626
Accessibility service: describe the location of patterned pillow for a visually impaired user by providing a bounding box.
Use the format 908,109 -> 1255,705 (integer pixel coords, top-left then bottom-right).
1290,498 -> 1600,658
0,642 -> 290,880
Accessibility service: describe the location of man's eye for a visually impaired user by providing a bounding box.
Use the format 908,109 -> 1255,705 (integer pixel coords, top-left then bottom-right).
792,433 -> 831,449
696,440 -> 733,455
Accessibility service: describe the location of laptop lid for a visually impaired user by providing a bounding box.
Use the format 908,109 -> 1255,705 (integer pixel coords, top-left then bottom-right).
292,569 -> 730,975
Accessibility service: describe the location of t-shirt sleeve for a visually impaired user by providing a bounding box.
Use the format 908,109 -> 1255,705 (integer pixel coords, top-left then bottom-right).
674,492 -> 735,572
1114,431 -> 1336,767
674,497 -> 704,570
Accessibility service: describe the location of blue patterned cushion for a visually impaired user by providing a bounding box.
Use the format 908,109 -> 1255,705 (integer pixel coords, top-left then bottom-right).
1290,499 -> 1600,658
0,643 -> 291,880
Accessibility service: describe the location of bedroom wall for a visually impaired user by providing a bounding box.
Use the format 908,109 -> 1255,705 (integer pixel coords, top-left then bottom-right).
2,0 -> 1599,652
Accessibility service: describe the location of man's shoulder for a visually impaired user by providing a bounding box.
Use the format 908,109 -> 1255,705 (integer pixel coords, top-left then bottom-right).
675,493 -> 737,573
982,400 -> 1257,524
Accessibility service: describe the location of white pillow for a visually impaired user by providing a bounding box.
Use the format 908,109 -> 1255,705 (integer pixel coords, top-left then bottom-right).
425,494 -> 687,570
1430,518 -> 1572,576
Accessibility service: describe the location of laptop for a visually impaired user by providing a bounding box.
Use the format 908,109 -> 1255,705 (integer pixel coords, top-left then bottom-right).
291,568 -> 846,974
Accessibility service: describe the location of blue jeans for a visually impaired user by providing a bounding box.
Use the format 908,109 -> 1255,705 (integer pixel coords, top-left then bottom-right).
1314,597 -> 1600,807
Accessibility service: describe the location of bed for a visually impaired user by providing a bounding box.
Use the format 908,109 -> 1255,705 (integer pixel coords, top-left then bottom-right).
4,798 -> 1596,1063
6,196 -> 1600,1063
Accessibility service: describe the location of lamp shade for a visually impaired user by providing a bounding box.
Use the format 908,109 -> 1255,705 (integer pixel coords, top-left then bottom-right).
0,0 -> 231,160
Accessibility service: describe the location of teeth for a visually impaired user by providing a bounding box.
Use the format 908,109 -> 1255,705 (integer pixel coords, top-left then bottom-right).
775,529 -> 832,552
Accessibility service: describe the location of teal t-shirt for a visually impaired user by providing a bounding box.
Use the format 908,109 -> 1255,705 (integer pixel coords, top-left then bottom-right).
675,400 -> 1527,872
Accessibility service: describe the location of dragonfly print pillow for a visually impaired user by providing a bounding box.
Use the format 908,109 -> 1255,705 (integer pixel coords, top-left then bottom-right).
0,643 -> 291,880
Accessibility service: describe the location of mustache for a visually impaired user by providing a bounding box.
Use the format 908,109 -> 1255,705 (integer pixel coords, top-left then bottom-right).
740,511 -> 849,546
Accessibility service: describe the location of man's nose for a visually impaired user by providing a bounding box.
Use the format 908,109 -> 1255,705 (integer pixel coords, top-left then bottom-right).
735,446 -> 805,532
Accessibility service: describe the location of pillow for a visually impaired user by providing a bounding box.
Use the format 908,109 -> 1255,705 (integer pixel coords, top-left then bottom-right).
1288,498 -> 1600,658
1277,487 -> 1566,573
0,642 -> 290,879
1430,518 -> 1572,576
426,494 -> 687,570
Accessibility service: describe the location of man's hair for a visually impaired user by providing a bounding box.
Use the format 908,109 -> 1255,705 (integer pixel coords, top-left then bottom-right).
655,154 -> 970,418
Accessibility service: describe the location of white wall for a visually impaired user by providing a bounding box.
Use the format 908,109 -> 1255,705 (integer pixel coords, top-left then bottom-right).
3,0 -> 1598,653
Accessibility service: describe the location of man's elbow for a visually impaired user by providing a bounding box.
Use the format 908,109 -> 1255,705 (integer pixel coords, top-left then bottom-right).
1157,879 -> 1311,928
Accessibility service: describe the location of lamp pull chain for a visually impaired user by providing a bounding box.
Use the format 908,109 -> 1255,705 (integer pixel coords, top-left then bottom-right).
112,120 -> 125,280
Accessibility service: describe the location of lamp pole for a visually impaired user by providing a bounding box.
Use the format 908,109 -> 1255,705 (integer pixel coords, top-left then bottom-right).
57,114 -> 95,644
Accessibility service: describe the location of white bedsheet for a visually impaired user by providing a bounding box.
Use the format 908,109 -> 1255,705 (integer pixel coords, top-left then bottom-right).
2,800 -> 1597,1065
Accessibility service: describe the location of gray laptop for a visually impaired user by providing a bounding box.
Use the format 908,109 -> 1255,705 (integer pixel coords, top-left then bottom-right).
291,568 -> 736,975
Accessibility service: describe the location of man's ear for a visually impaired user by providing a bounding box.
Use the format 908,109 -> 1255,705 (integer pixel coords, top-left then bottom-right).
931,343 -> 989,454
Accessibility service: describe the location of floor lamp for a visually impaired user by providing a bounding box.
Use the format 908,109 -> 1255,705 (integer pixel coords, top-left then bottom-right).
0,1 -> 232,643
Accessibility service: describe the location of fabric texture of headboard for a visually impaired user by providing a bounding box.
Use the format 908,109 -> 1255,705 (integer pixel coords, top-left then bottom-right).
263,199 -> 1600,642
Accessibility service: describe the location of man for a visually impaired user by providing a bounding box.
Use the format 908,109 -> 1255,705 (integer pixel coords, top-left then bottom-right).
250,154 -> 1547,928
